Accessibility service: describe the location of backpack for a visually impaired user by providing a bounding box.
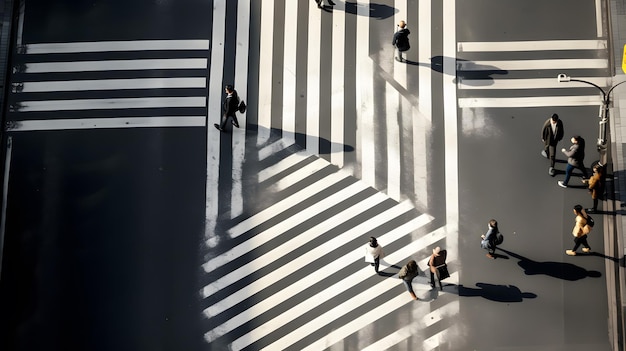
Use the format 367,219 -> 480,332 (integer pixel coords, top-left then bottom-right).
238,100 -> 246,114
495,232 -> 504,245
586,215 -> 595,228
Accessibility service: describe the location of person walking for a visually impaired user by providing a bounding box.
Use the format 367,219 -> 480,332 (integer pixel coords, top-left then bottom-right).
566,204 -> 592,256
481,219 -> 499,259
392,20 -> 410,62
214,84 -> 240,132
428,247 -> 447,290
398,260 -> 419,300
541,113 -> 564,176
364,236 -> 384,274
583,163 -> 605,213
558,135 -> 588,188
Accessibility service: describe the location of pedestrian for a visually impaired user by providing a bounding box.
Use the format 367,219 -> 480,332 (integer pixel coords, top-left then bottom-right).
214,84 -> 240,132
541,113 -> 564,176
481,219 -> 499,259
392,20 -> 410,63
398,260 -> 419,300
558,135 -> 588,188
314,0 -> 335,9
565,204 -> 592,256
583,163 -> 605,213
364,236 -> 384,274
428,247 -> 448,290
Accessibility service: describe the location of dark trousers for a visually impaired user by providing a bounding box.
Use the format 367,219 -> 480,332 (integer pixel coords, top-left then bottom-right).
219,113 -> 239,129
430,270 -> 443,290
544,143 -> 557,167
572,234 -> 590,251
403,279 -> 415,294
563,163 -> 588,185
374,256 -> 380,273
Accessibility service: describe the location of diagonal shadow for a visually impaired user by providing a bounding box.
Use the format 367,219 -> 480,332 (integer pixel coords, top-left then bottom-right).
344,2 -> 397,19
456,282 -> 537,302
498,248 -> 602,280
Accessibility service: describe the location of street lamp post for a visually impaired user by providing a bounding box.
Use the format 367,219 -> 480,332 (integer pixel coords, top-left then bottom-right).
557,74 -> 626,165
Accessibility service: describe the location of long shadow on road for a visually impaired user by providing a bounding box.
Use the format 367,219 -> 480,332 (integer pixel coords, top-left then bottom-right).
498,247 -> 602,281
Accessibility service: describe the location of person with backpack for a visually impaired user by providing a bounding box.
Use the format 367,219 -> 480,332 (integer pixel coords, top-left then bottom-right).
392,20 -> 410,63
214,84 -> 242,132
566,205 -> 593,256
481,219 -> 502,259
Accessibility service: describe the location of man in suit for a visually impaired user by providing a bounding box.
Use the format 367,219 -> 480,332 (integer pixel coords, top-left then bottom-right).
541,113 -> 564,176
214,84 -> 240,132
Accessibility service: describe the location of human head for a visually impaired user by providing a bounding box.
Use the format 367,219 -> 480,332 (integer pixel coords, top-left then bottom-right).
571,135 -> 582,144
369,236 -> 378,247
398,20 -> 406,29
407,260 -> 417,271
573,204 -> 584,215
225,84 -> 234,93
488,219 -> 498,229
593,163 -> 604,174
551,113 -> 559,123
433,247 -> 441,256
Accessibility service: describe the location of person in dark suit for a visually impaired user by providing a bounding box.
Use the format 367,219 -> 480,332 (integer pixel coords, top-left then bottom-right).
541,113 -> 564,176
428,247 -> 447,290
214,84 -> 240,132
392,20 -> 410,62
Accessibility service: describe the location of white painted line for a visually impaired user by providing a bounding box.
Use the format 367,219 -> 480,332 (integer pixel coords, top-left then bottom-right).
413,104 -> 429,208
25,58 -> 208,73
16,96 -> 206,112
258,151 -> 313,183
257,0 -> 274,146
20,77 -> 207,92
458,95 -> 603,108
444,0 -> 459,226
457,59 -> 607,71
457,39 -> 607,52
419,0 -> 432,121
0,136 -> 12,275
24,39 -> 210,54
201,189 -> 385,299
223,211 -> 438,350
226,171 -> 350,239
423,329 -> 448,351
595,0 -> 603,38
258,138 -> 292,161
261,224 -> 445,351
356,1 -> 376,188
205,0 -> 227,245
331,2 -> 346,167
274,157 -> 331,191
7,117 -> 206,131
386,81 -> 401,201
394,0 -> 408,89
306,0 -> 321,155
231,0 -> 251,219
206,204 -> 424,319
422,300 -> 460,327
458,77 -> 611,90
16,1 -> 24,46
361,324 -> 416,351
282,0 -> 298,147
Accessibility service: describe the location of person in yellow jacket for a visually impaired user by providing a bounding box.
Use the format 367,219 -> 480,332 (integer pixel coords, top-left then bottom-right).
566,205 -> 592,256
583,164 -> 605,213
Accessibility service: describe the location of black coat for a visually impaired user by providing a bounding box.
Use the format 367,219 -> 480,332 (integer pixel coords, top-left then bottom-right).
223,91 -> 240,117
392,28 -> 410,52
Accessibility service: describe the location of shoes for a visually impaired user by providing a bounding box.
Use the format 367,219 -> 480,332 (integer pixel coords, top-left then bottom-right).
541,150 -> 548,158
549,167 -> 555,176
409,292 -> 418,300
565,250 -> 576,256
214,123 -> 225,132
581,178 -> 588,183
582,248 -> 591,253
231,120 -> 240,128
486,253 -> 495,259
586,208 -> 595,213
557,181 -> 567,188
395,57 -> 403,62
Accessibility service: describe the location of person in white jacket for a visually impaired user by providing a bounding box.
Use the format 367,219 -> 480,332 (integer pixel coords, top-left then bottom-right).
364,237 -> 384,274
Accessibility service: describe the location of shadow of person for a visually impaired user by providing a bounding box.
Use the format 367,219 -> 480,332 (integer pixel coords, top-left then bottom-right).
458,283 -> 537,302
498,248 -> 601,281
344,2 -> 397,19
589,252 -> 623,265
427,56 -> 508,86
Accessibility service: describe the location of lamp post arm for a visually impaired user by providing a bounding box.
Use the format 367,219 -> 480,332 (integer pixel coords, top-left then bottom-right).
569,78 -> 607,102
607,80 -> 626,98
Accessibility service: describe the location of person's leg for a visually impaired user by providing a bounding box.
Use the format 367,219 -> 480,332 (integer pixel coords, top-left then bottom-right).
429,271 -> 435,287
219,113 -> 229,129
563,164 -> 574,185
578,163 -> 589,180
374,256 -> 380,273
548,144 -> 556,167
592,197 -> 599,211
581,235 -> 591,252
403,279 -> 417,299
231,114 -> 240,128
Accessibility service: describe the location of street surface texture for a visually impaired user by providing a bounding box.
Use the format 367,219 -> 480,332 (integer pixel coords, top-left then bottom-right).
0,0 -> 616,350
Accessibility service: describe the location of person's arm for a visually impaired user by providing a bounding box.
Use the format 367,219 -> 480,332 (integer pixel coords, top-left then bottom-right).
562,144 -> 576,157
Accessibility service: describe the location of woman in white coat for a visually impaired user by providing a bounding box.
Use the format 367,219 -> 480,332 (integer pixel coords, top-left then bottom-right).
364,237 -> 384,274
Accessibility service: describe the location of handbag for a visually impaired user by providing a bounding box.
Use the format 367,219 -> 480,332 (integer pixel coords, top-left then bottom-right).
435,264 -> 450,280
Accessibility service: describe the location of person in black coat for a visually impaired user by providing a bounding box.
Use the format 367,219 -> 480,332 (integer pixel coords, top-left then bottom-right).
214,84 -> 240,132
392,20 -> 410,62
541,113 -> 564,176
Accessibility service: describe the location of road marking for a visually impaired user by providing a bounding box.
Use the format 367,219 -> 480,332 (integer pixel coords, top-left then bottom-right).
23,39 -> 210,54
306,1 -> 322,155
444,0 -> 459,226
19,77 -> 206,92
258,151 -> 312,183
24,58 -> 208,73
257,0 -> 274,145
274,157 -> 332,191
458,77 -> 611,90
331,2 -> 346,167
201,189 -> 385,299
595,0 -> 603,37
386,81 -> 401,201
7,117 -> 205,131
457,39 -> 607,52
458,95 -> 603,108
282,0 -> 298,146
261,223 -> 444,351
15,96 -> 205,112
457,59 -> 607,71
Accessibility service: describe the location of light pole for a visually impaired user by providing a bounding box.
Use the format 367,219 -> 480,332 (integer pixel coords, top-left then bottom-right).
557,74 -> 626,165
